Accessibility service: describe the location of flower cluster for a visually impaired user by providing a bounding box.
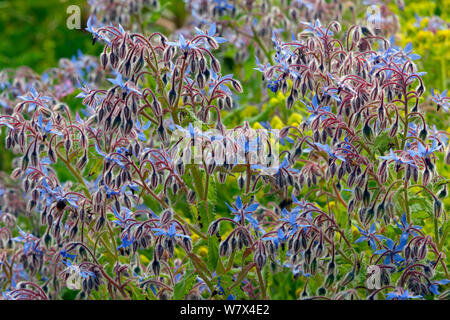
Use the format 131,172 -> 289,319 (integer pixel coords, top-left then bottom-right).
89,0 -> 160,30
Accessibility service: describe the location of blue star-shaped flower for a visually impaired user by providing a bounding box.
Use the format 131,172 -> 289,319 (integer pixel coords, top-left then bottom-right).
354,223 -> 385,251
386,289 -> 422,300
152,223 -> 190,240
374,237 -> 407,265
379,149 -> 415,166
408,138 -> 441,159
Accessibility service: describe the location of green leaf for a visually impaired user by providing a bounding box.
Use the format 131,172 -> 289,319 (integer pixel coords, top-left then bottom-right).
409,196 -> 433,218
61,288 -> 80,300
208,175 -> 217,219
207,237 -> 219,271
173,270 -> 196,300
374,131 -> 391,155
335,207 -> 348,228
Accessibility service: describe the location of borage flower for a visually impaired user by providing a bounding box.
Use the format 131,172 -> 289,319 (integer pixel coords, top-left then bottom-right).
430,88 -> 449,112
152,223 -> 191,240
374,237 -> 407,265
354,223 -> 385,251
385,288 -> 422,300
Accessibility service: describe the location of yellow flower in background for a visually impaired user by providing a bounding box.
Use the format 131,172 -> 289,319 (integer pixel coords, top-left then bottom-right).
241,105 -> 259,118
416,30 -> 432,42
192,233 -> 199,243
140,254 -> 150,265
198,246 -> 208,257
277,90 -> 287,100
253,122 -> 264,130
269,91 -> 287,105
288,113 -> 303,127
270,115 -> 285,129
436,29 -> 450,42
269,97 -> 279,105
351,225 -> 359,237
420,17 -> 429,29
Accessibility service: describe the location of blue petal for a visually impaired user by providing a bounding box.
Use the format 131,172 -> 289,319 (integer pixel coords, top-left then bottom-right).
355,236 -> 367,244
235,196 -> 243,210
369,222 -> 376,234
208,23 -> 216,36
245,203 -> 259,213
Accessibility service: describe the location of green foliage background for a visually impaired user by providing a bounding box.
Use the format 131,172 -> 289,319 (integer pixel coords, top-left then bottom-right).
0,0 -> 102,73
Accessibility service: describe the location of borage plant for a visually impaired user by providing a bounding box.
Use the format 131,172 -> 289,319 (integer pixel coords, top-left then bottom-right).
0,10 -> 449,300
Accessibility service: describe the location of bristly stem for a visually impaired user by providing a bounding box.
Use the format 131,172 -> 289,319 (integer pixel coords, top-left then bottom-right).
256,266 -> 267,300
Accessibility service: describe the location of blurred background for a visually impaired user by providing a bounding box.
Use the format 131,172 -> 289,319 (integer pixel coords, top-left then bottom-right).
0,0 -> 99,73
0,0 -> 189,73
0,1 -> 448,82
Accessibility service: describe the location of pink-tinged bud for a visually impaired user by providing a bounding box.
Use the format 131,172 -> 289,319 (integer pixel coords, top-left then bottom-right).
218,97 -> 224,110
110,51 -> 119,69
418,243 -> 428,260
346,172 -> 356,188
196,72 -> 205,89
254,252 -> 266,270
94,214 -> 105,232
151,172 -> 159,188
187,190 -> 196,203
21,154 -> 29,172
231,79 -> 243,93
123,194 -> 132,208
238,174 -> 245,189
354,186 -> 362,201
422,168 -> 430,186
101,52 -> 109,69
151,259 -> 160,275
301,81 -> 307,97
207,37 -> 219,50
65,138 -> 72,155
106,169 -> 114,186
362,186 -> 371,207
378,160 -> 387,177
208,220 -> 219,236
405,164 -> 412,182
199,57 -> 206,72
412,166 -> 419,183
152,99 -> 162,117
434,199 -> 442,218
19,129 -> 26,149
183,237 -> 192,252
155,242 -> 164,259
224,95 -> 232,110
218,172 -> 226,184
211,57 -> 221,74
11,168 -> 22,179
76,154 -> 88,170
5,135 -> 12,149
163,46 -> 174,62
118,38 -> 127,58
160,209 -> 173,224
219,240 -> 229,256
347,198 -> 355,213
190,56 -> 197,73
206,158 -> 216,175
